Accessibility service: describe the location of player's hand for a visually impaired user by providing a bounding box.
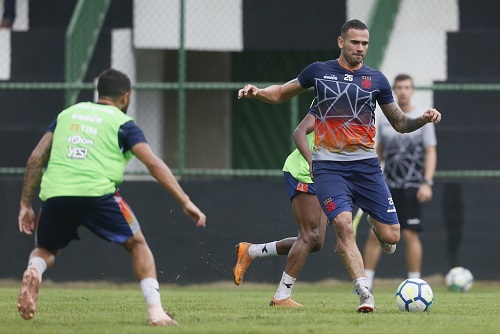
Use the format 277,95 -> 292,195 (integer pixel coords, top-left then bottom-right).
422,108 -> 441,124
182,201 -> 206,227
237,84 -> 260,99
309,161 -> 314,180
19,205 -> 35,235
417,184 -> 433,203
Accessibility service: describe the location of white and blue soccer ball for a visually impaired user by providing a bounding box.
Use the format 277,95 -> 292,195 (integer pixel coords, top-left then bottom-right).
445,267 -> 474,292
395,278 -> 434,312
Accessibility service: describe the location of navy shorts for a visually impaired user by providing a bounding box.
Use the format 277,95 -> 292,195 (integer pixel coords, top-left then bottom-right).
313,159 -> 399,225
284,172 -> 316,201
390,187 -> 423,232
36,191 -> 140,250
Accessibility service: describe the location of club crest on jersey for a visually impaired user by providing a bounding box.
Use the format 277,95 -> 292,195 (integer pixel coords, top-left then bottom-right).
361,76 -> 372,89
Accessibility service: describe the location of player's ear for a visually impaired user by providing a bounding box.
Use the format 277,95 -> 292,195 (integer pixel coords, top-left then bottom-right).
337,36 -> 344,49
119,91 -> 130,113
122,91 -> 130,104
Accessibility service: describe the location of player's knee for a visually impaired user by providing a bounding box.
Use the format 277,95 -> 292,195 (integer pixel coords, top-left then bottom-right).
298,228 -> 320,250
332,214 -> 355,240
309,229 -> 324,252
380,226 -> 400,245
122,232 -> 147,252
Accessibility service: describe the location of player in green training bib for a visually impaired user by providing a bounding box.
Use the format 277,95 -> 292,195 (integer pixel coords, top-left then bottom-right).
39,102 -> 135,200
233,104 -> 328,307
17,69 -> 206,326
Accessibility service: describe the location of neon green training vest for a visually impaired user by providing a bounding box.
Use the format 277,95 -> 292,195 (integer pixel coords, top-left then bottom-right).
40,102 -> 134,200
282,132 -> 315,184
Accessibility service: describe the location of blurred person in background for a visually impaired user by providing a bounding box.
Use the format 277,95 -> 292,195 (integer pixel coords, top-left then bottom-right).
362,74 -> 437,291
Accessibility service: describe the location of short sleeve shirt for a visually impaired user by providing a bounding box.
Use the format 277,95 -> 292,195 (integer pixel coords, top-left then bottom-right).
297,60 -> 394,161
377,107 -> 437,189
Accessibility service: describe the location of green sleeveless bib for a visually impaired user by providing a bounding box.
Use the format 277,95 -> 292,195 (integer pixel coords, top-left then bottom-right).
40,102 -> 134,200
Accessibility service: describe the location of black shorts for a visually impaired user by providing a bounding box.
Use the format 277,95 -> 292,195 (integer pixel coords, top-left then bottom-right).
390,187 -> 423,232
36,191 -> 140,250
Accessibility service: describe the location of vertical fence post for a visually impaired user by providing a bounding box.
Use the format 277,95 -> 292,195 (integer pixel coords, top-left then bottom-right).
65,0 -> 111,107
177,0 -> 186,175
364,0 -> 401,69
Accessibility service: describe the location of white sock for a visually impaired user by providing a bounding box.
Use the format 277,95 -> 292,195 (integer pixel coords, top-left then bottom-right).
353,277 -> 370,295
364,269 -> 375,291
248,242 -> 278,259
27,257 -> 47,283
273,272 -> 296,300
140,278 -> 164,317
408,272 -> 421,279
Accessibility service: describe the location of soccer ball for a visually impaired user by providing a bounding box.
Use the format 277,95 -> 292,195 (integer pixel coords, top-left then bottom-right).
445,267 -> 474,292
395,278 -> 434,312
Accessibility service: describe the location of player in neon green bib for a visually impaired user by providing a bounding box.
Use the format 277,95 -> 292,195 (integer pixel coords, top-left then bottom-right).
17,69 -> 206,326
233,106 -> 328,307
40,101 -> 134,200
282,132 -> 314,184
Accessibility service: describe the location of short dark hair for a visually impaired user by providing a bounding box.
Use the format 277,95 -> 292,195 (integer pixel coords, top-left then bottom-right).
97,69 -> 131,98
341,19 -> 368,37
393,73 -> 414,88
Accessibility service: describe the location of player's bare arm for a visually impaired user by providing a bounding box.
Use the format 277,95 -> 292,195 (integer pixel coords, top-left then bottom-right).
380,102 -> 441,133
19,132 -> 53,235
237,78 -> 305,104
131,143 -> 206,227
293,113 -> 315,177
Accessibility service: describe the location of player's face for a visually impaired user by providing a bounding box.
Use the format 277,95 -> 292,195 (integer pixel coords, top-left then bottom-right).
393,79 -> 414,106
338,28 -> 369,67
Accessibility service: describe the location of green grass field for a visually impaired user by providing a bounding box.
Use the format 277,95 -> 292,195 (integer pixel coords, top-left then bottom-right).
1,280 -> 499,334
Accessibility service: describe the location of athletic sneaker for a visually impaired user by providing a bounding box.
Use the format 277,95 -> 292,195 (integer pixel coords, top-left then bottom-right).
357,290 -> 375,313
269,297 -> 303,307
233,242 -> 253,286
17,267 -> 40,320
367,215 -> 397,254
148,312 -> 178,326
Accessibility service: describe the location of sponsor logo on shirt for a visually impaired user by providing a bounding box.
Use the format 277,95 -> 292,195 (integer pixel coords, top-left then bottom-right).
67,135 -> 94,146
323,74 -> 338,80
71,113 -> 103,124
69,123 -> 98,135
69,123 -> 80,132
67,147 -> 88,159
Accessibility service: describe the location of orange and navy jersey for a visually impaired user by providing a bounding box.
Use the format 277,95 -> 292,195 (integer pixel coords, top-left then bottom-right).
297,60 -> 394,161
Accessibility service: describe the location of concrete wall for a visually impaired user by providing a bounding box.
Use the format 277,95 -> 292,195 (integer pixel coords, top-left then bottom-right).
2,176 -> 499,284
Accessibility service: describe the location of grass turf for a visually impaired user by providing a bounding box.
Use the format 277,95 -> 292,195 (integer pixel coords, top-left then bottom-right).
1,280 -> 499,334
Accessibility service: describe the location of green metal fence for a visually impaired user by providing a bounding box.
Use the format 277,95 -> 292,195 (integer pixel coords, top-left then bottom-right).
0,78 -> 499,178
0,0 -> 498,179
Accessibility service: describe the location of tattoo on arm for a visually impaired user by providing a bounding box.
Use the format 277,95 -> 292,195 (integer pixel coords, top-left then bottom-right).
20,134 -> 52,206
381,102 -> 426,133
403,116 -> 427,133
